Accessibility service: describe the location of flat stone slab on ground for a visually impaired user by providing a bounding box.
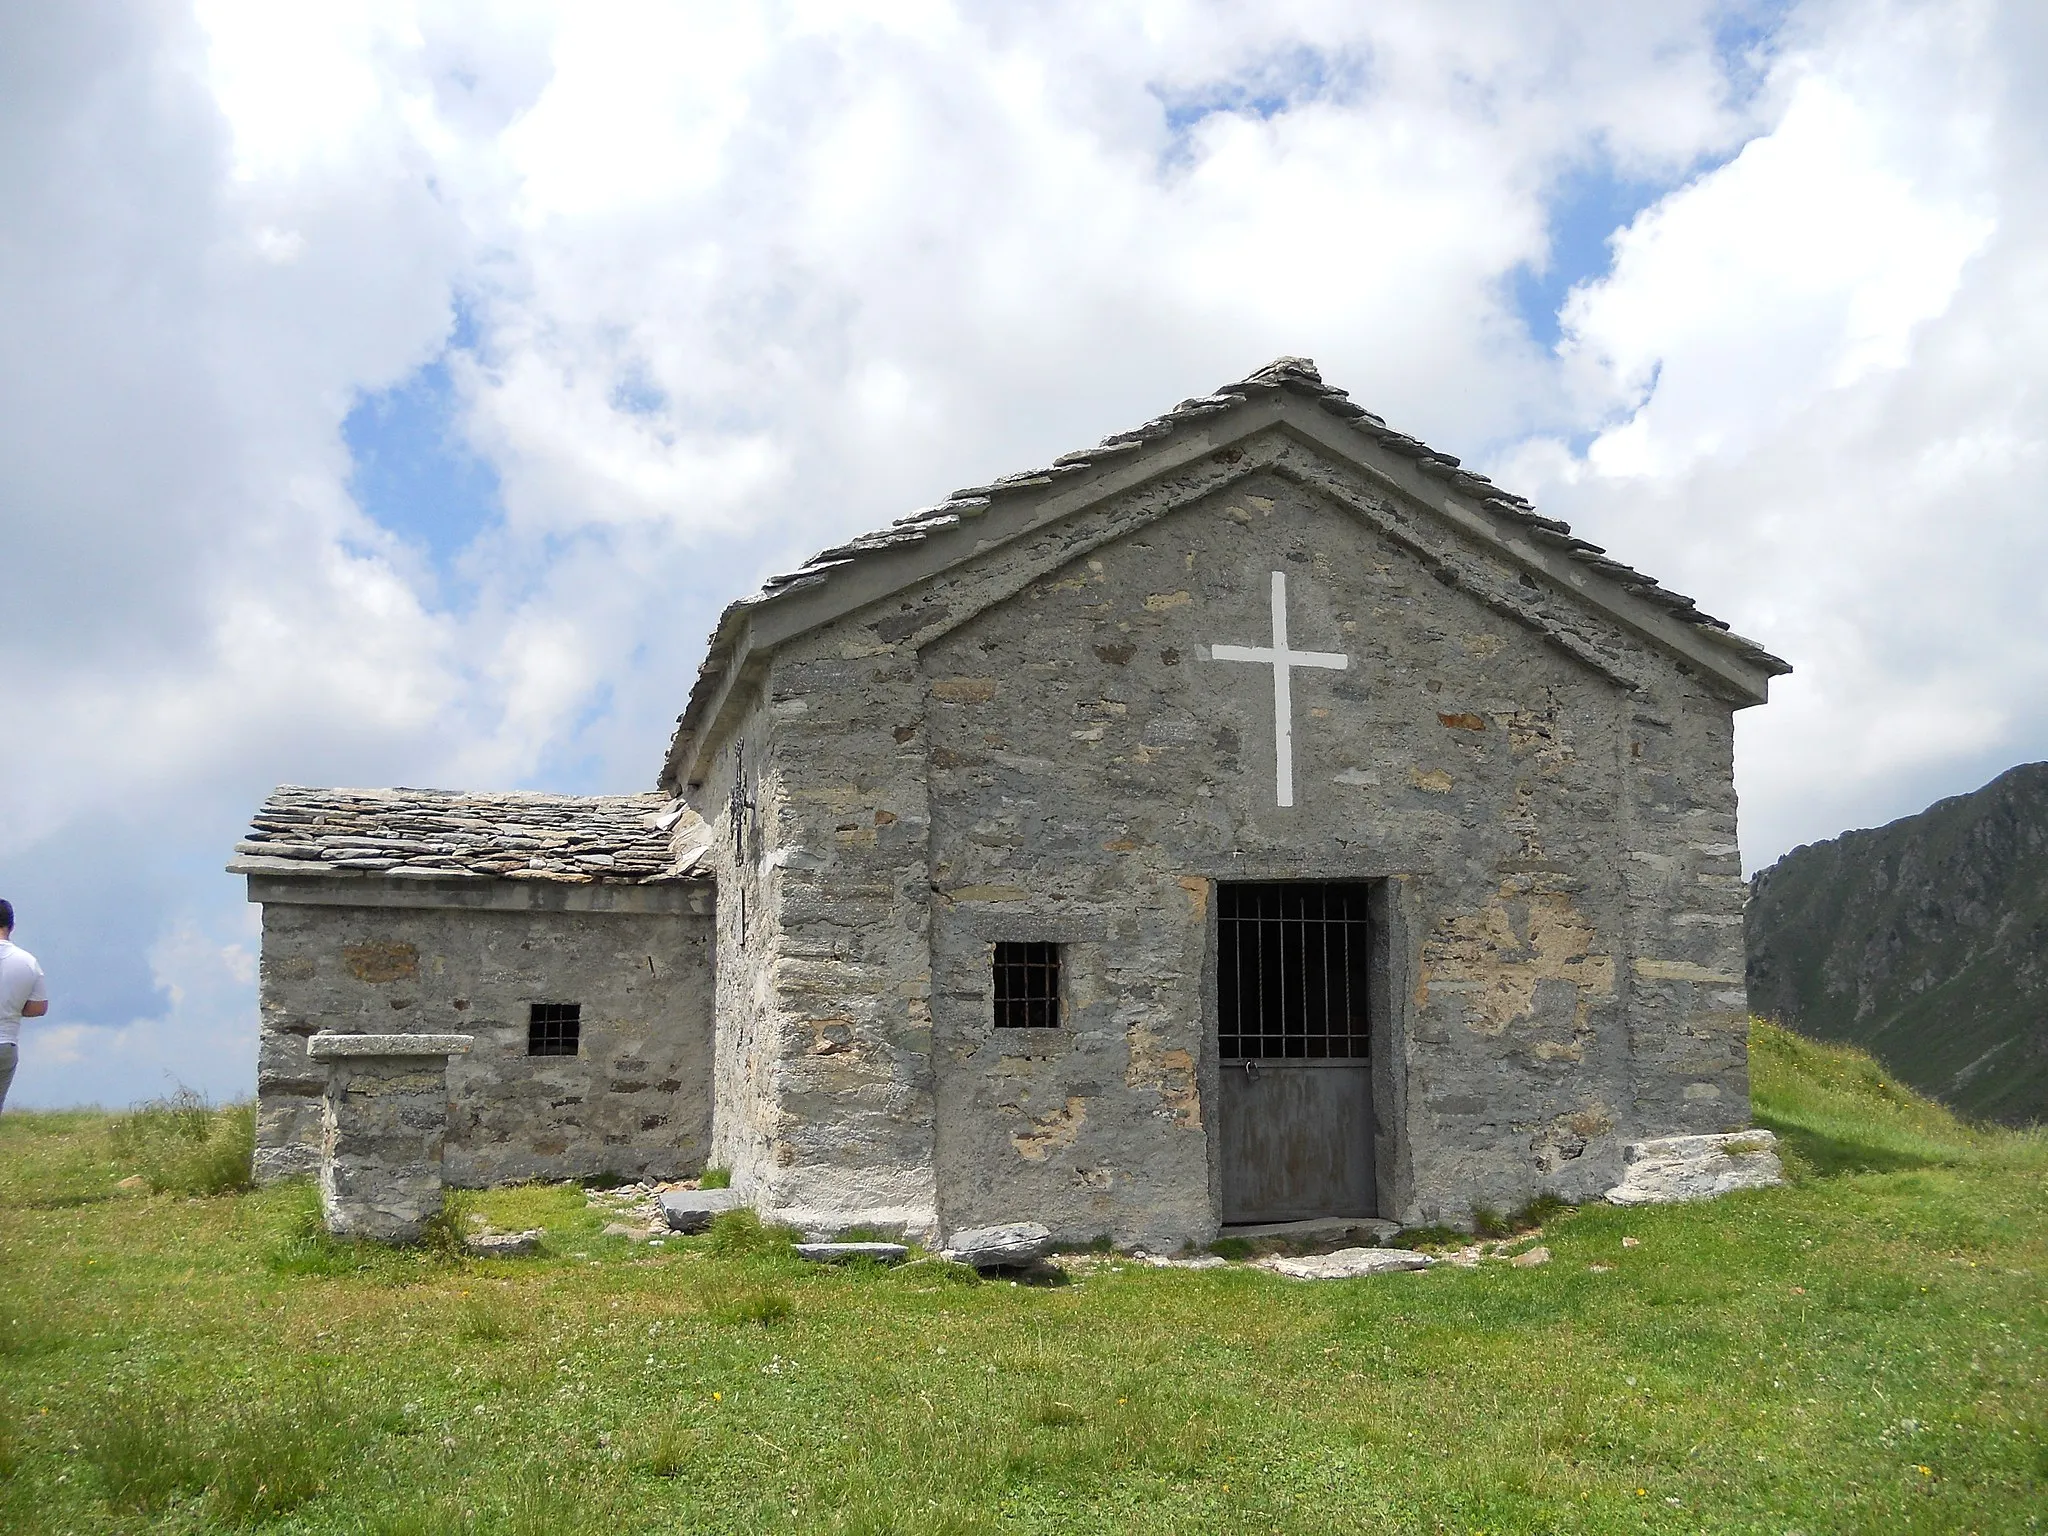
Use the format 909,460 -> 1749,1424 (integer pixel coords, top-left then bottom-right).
800,1221 -> 910,1242
1605,1130 -> 1785,1206
465,1229 -> 543,1258
944,1221 -> 1053,1269
795,1242 -> 908,1264
1259,1247 -> 1434,1280
658,1188 -> 741,1233
1221,1217 -> 1401,1246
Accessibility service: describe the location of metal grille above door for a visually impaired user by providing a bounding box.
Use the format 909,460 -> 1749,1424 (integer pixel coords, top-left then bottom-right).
1217,881 -> 1373,1060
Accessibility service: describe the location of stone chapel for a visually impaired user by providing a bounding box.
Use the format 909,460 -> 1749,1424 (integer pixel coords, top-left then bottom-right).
233,358 -> 1790,1249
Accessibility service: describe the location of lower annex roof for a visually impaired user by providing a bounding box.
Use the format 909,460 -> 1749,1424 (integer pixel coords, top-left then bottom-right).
227,785 -> 712,885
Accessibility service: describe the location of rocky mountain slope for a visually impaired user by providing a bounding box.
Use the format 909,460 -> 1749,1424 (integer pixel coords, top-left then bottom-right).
1745,761 -> 2048,1126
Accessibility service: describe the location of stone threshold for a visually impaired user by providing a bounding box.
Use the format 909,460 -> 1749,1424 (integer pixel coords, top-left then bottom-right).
1220,1216 -> 1401,1245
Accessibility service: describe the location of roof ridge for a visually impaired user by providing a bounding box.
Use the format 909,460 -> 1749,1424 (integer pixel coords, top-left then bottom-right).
664,359 -> 1789,782
746,357 -> 1548,593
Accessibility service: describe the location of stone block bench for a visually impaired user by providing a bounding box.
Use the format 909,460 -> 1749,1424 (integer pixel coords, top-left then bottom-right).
307,1032 -> 473,1243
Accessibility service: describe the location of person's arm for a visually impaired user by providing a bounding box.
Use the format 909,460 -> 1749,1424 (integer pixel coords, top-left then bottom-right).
22,1000 -> 47,1017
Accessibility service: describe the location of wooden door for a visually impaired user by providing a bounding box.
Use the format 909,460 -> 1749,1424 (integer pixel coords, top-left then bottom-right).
1220,1062 -> 1375,1222
1216,882 -> 1378,1224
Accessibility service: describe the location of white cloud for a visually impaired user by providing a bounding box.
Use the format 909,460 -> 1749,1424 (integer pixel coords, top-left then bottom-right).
500,4 -> 769,220
1508,0 -> 2047,866
1560,67 -> 1994,476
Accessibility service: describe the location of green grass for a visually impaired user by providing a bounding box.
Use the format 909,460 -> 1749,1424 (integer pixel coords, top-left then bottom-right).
0,1023 -> 2041,1533
1752,1019 -> 2047,1178
106,1090 -> 255,1197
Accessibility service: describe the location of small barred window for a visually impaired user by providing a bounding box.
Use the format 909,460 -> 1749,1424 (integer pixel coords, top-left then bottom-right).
528,1002 -> 582,1057
993,942 -> 1061,1029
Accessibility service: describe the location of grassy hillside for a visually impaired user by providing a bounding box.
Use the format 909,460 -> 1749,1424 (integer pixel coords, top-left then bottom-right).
0,1028 -> 2041,1535
1746,760 -> 2048,1126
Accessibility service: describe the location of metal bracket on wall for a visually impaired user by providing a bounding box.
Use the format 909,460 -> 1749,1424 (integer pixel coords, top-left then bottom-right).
728,742 -> 758,860
729,742 -> 758,946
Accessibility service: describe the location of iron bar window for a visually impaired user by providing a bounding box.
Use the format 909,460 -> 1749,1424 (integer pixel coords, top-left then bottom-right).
1217,882 -> 1372,1060
993,942 -> 1061,1029
528,1002 -> 582,1057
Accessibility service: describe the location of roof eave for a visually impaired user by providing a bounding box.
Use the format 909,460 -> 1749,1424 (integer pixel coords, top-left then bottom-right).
235,866 -> 710,914
1270,402 -> 1788,706
225,856 -> 697,885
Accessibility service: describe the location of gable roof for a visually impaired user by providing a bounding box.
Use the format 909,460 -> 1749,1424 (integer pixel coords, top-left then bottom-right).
663,357 -> 1789,789
227,785 -> 713,884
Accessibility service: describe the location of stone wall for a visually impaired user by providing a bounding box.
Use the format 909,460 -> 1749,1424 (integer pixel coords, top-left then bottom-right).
698,715 -> 790,1212
251,876 -> 714,1187
1616,679 -> 1752,1136
922,475 -> 1646,1239
685,426 -> 1756,1246
693,635 -> 944,1241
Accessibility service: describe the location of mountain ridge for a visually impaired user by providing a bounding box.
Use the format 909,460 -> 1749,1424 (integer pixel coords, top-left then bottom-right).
1745,760 -> 2048,1126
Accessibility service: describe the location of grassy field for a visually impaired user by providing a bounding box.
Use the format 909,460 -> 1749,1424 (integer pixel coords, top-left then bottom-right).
0,1023 -> 2041,1535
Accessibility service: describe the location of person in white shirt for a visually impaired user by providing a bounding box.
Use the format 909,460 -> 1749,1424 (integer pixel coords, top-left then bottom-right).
0,899 -> 50,1113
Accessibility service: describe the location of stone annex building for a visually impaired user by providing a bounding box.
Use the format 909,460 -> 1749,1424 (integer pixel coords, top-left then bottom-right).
233,359 -> 1789,1249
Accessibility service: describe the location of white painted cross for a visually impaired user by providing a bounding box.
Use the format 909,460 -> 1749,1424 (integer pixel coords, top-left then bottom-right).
1209,571 -> 1349,808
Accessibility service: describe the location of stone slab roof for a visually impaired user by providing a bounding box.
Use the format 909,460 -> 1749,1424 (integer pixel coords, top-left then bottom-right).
228,785 -> 712,884
666,357 -> 1789,779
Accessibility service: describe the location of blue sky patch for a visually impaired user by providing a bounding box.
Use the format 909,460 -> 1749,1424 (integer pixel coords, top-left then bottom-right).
1152,44 -> 1368,161
8,836 -> 172,1034
1510,158 -> 1674,352
1509,2 -> 1791,353
527,679 -> 622,796
1714,0 -> 1793,107
344,325 -> 503,596
610,366 -> 668,418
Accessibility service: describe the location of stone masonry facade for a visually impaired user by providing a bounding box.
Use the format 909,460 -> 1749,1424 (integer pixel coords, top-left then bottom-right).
656,360 -> 1782,1246
238,360 -> 1784,1248
240,788 -> 716,1189
254,887 -> 714,1187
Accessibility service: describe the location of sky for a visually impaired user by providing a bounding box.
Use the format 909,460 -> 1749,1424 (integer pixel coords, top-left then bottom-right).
2,0 -> 2042,1108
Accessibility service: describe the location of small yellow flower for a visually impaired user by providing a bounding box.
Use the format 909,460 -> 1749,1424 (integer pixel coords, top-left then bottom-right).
713,1391 -> 722,1401
1916,1465 -> 1933,1476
